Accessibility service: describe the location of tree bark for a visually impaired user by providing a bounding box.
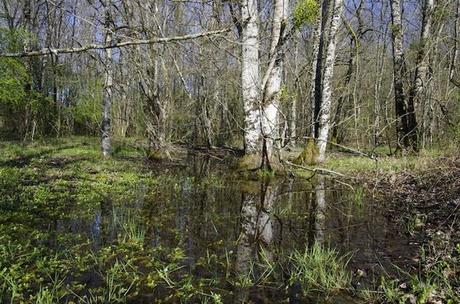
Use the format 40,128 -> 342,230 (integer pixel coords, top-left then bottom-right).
331,0 -> 364,145
101,0 -> 113,157
407,0 -> 434,151
450,0 -> 460,81
260,0 -> 290,168
241,0 -> 262,155
315,0 -> 344,163
309,0 -> 328,138
314,175 -> 326,245
390,0 -> 410,151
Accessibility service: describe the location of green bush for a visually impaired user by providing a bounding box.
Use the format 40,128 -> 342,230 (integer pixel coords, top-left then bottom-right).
293,0 -> 320,28
72,79 -> 103,134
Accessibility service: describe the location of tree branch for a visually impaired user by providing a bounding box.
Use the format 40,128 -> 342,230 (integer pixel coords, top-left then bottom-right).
283,160 -> 347,178
0,28 -> 231,57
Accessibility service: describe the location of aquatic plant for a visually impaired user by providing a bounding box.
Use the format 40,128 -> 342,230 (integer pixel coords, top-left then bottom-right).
288,242 -> 351,296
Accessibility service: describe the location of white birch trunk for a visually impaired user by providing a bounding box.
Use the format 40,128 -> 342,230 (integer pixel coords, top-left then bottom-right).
260,0 -> 289,166
414,0 -> 434,96
414,0 -> 434,147
315,0 -> 343,163
235,192 -> 257,303
390,0 -> 411,150
309,0 -> 325,138
241,0 -> 261,154
314,176 -> 326,245
101,0 -> 113,157
257,182 -> 277,246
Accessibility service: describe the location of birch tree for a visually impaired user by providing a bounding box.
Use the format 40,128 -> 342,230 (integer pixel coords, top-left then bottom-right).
101,0 -> 113,157
241,0 -> 262,156
309,0 -> 328,138
390,0 -> 410,151
260,0 -> 290,168
315,0 -> 344,163
407,0 -> 434,151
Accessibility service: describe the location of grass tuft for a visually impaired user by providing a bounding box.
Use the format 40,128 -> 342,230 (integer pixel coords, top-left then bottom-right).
288,242 -> 351,296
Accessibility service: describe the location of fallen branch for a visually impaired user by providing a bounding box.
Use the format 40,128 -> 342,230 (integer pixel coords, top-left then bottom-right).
299,136 -> 377,159
283,160 -> 346,178
0,28 -> 231,58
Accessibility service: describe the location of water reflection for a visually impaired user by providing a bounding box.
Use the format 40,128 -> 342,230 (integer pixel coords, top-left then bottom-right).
288,176 -> 327,303
91,196 -> 114,248
234,179 -> 279,303
313,176 -> 326,246
49,157 -> 414,302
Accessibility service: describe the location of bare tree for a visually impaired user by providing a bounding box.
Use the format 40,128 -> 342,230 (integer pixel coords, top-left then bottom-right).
101,0 -> 113,157
407,0 -> 434,151
390,0 -> 411,151
315,0 -> 344,163
260,0 -> 290,168
241,0 -> 262,157
309,0 -> 329,139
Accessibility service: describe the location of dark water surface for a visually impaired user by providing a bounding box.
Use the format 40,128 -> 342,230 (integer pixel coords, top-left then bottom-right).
2,154 -> 417,303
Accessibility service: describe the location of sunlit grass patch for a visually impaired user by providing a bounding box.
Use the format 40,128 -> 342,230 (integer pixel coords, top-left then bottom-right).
288,242 -> 351,296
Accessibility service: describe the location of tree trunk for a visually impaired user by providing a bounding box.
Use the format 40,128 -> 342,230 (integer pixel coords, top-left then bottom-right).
331,0 -> 364,145
290,91 -> 297,145
309,0 -> 328,138
407,0 -> 434,151
260,0 -> 290,169
450,0 -> 460,81
314,175 -> 326,245
101,0 -> 113,157
145,56 -> 166,151
138,0 -> 167,152
315,0 -> 344,163
241,0 -> 261,155
235,191 -> 258,303
390,0 -> 410,151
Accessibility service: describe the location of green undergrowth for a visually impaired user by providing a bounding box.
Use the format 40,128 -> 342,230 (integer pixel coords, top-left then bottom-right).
0,137 -> 153,303
10,138 -> 453,303
0,137 -> 359,303
292,148 -> 457,177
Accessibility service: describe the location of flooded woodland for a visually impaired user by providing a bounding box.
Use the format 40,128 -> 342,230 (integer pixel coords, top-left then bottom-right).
1,0 -> 460,302
0,139 -> 458,303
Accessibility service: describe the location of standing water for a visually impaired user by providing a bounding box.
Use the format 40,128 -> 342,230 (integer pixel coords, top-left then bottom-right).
0,152 -> 416,303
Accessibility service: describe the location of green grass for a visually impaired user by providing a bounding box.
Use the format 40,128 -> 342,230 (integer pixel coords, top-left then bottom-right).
323,154 -> 429,174
286,142 -> 458,176
299,152 -> 453,176
288,242 -> 351,296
